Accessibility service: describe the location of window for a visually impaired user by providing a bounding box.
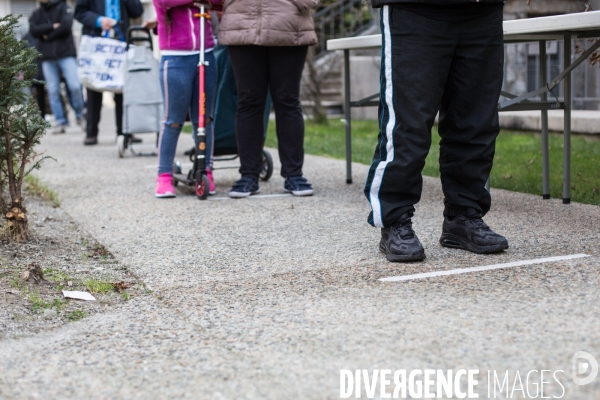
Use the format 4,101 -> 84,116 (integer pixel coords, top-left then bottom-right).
527,41 -> 561,97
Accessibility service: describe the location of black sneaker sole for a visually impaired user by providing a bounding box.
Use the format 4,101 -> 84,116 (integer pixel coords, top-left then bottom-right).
379,241 -> 426,262
228,189 -> 260,198
284,188 -> 314,196
439,233 -> 508,254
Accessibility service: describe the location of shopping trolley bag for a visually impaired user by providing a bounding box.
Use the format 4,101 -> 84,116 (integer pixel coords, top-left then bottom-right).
122,27 -> 163,135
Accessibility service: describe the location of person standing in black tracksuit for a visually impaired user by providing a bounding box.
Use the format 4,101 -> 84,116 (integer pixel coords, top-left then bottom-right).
364,0 -> 509,262
75,0 -> 143,145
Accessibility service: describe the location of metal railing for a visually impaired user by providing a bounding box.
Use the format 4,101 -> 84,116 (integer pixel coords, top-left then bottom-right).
314,0 -> 376,57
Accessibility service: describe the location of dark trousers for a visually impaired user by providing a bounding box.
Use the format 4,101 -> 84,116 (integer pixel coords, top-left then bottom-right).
32,83 -> 46,118
228,45 -> 308,179
86,88 -> 123,138
364,5 -> 504,228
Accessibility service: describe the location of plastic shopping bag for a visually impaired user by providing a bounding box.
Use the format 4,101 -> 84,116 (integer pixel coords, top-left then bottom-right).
77,34 -> 126,93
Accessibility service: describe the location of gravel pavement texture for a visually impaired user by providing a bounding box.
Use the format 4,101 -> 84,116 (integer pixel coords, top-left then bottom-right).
1,109 -> 599,399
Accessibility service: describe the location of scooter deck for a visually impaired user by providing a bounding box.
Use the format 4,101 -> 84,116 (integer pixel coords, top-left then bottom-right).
173,173 -> 194,185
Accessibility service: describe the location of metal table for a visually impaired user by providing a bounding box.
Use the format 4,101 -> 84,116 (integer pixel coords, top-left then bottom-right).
327,11 -> 600,203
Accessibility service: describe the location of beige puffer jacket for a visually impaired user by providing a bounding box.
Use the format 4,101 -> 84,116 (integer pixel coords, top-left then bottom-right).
218,0 -> 319,47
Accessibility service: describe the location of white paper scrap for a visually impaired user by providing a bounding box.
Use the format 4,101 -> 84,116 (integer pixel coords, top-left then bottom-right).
62,291 -> 96,301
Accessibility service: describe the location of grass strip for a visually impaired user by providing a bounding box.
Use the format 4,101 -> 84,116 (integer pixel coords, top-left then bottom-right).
24,175 -> 60,207
265,119 -> 600,206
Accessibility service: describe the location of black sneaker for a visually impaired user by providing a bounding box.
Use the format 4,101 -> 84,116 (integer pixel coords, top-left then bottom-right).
284,176 -> 314,196
228,176 -> 260,198
118,134 -> 142,144
83,136 -> 98,146
379,213 -> 425,262
440,211 -> 508,254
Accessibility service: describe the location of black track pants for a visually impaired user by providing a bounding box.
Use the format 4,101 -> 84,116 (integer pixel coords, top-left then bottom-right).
228,45 -> 308,179
364,4 -> 504,228
86,88 -> 123,138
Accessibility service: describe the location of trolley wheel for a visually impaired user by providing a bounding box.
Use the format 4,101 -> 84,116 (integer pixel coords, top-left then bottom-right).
260,149 -> 273,181
117,135 -> 126,158
195,174 -> 210,200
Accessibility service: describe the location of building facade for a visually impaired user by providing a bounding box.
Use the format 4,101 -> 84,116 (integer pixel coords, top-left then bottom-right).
504,0 -> 600,110
0,0 -> 155,40
2,0 -> 600,110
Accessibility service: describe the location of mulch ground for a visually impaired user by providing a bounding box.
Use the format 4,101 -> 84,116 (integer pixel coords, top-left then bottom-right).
0,192 -> 148,339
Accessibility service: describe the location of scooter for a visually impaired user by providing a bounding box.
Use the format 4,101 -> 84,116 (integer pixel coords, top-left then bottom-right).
172,1 -> 221,199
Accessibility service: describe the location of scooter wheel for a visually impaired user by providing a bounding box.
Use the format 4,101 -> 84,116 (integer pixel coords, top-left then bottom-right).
195,174 -> 210,200
172,162 -> 181,187
173,161 -> 182,175
117,135 -> 125,158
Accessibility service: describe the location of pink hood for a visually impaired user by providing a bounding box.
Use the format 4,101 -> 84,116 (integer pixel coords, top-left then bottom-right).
154,0 -> 222,51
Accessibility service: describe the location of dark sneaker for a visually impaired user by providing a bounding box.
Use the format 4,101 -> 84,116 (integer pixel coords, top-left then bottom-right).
284,176 -> 314,196
440,211 -> 508,254
379,213 -> 425,262
83,136 -> 98,146
119,134 -> 142,144
228,176 -> 260,198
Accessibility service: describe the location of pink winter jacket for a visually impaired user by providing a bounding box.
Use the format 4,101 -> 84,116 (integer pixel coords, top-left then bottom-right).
153,0 -> 222,51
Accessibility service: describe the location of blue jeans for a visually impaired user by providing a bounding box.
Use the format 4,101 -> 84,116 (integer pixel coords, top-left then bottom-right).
42,57 -> 85,126
158,52 -> 217,175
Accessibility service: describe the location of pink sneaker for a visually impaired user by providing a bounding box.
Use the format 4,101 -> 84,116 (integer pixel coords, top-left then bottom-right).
206,170 -> 216,195
155,173 -> 176,198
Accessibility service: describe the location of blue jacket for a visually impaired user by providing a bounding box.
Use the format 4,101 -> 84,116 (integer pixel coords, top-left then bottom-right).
74,0 -> 143,38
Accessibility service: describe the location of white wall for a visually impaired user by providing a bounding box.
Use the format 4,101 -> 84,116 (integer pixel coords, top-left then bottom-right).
0,0 -> 10,17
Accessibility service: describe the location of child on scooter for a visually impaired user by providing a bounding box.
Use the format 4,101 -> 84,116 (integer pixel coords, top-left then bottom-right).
149,0 -> 222,198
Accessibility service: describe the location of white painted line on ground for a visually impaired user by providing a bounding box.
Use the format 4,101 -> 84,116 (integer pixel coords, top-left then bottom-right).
379,254 -> 591,282
208,193 -> 292,201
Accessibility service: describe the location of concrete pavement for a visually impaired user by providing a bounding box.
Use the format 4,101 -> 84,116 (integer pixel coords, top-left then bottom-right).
1,108 -> 599,399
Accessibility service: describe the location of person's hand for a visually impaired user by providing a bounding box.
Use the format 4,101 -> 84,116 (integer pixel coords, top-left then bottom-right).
42,35 -> 48,40
100,17 -> 117,31
53,22 -> 60,29
142,20 -> 157,30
